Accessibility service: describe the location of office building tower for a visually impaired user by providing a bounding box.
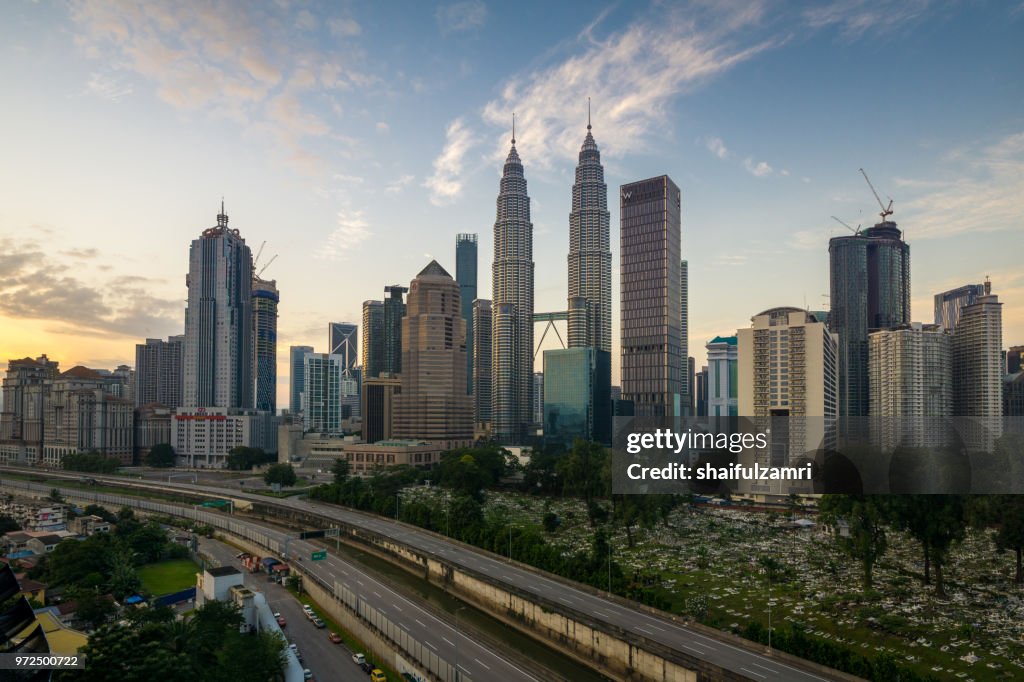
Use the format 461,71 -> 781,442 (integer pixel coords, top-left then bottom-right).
543,347 -> 611,447
183,203 -> 254,409
687,356 -> 695,413
328,322 -> 359,371
301,352 -> 345,435
953,280 -> 1003,419
289,345 -> 313,414
0,355 -> 59,464
620,175 -> 682,417
134,336 -> 184,408
456,234 -> 478,395
567,109 -> 612,354
252,277 -> 279,413
491,123 -> 535,444
362,375 -> 401,443
473,299 -> 492,426
706,336 -> 738,418
362,300 -> 384,378
681,260 -> 690,413
533,372 -> 544,426
695,366 -> 709,417
828,221 -> 910,418
1008,346 -> 1024,375
383,285 -> 407,376
172,407 -> 276,468
392,261 -> 473,447
868,324 -> 951,449
738,308 -> 838,455
1005,372 -> 1024,417
935,283 -> 985,331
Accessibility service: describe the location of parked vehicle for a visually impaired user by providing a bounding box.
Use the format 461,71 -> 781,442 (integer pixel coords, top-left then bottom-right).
370,669 -> 386,682
302,669 -> 313,680
352,653 -> 366,667
276,614 -> 286,627
312,617 -> 325,629
328,632 -> 342,644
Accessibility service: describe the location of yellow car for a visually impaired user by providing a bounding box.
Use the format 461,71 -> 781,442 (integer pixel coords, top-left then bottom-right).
369,670 -> 386,682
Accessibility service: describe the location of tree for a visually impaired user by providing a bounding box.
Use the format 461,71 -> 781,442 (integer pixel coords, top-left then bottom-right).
145,443 -> 176,468
890,495 -> 966,596
263,463 -> 297,488
542,512 -> 560,533
437,453 -> 490,501
49,488 -> 64,503
68,587 -> 115,631
973,495 -> 1024,584
819,495 -> 889,590
556,440 -> 608,504
0,514 -> 20,534
227,446 -> 270,471
331,457 -> 350,485
107,542 -> 141,600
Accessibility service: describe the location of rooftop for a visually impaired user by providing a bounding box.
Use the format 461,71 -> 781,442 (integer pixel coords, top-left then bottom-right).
207,565 -> 241,577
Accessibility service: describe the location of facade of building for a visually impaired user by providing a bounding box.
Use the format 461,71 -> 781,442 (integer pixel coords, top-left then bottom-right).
1007,346 -> 1023,375
279,435 -> 443,476
456,234 -> 478,396
706,336 -> 738,418
288,345 -> 313,415
361,300 -> 384,378
695,366 -> 708,417
868,323 -> 952,449
134,402 -> 173,461
681,260 -> 689,414
620,175 -> 682,417
567,114 -> 612,355
532,372 -> 544,426
828,221 -> 910,418
934,283 -> 985,331
543,347 -> 611,447
172,407 -> 277,468
392,261 -> 473,449
328,322 -> 359,371
952,282 -> 1003,420
383,285 -> 407,376
472,298 -> 492,427
0,355 -> 59,464
301,353 -> 345,435
252,278 -> 279,413
491,128 -> 535,445
183,204 -> 254,409
134,336 -> 184,409
1005,372 -> 1024,417
361,375 -> 400,444
41,367 -> 134,466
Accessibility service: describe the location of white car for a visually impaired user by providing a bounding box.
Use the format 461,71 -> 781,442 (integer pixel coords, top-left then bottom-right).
288,643 -> 302,661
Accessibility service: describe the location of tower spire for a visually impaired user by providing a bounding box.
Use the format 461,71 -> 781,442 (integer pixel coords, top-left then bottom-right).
217,197 -> 228,227
511,112 -> 516,145
587,97 -> 591,131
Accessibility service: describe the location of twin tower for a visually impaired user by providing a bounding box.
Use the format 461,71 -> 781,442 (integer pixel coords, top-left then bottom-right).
491,110 -> 611,445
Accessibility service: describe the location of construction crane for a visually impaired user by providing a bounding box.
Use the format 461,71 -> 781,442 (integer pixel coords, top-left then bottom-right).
257,254 -> 277,278
253,240 -> 266,269
859,168 -> 894,223
831,215 -> 861,236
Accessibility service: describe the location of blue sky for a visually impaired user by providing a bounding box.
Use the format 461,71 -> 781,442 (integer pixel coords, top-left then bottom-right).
1,1 -> 1022,406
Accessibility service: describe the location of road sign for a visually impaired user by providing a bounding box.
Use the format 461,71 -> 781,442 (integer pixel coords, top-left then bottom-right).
311,550 -> 327,561
325,528 -> 340,538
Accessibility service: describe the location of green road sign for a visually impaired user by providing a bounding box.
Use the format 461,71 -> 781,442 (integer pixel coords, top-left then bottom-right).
311,550 -> 327,561
201,500 -> 229,508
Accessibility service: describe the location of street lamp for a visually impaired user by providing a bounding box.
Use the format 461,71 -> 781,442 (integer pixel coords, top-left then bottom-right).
454,606 -> 466,682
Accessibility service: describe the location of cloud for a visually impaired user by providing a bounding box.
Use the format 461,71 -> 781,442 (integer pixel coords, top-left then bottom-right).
897,131 -> 1024,239
714,254 -> 748,267
86,71 -> 133,101
743,156 -> 774,177
803,0 -> 934,41
321,208 -> 372,260
424,118 -> 478,206
706,136 -> 729,159
481,4 -> 778,171
0,235 -> 180,338
376,121 -> 390,134
385,174 -> 415,193
329,16 -> 362,37
436,1 -> 488,35
60,247 -> 100,259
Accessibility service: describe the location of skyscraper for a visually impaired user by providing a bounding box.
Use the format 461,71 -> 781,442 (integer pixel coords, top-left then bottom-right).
361,375 -> 401,443
392,261 -> 473,447
934,283 -> 985,330
473,298 -> 492,427
706,336 -> 738,418
134,335 -> 184,408
456,234 -> 478,395
288,345 -> 313,414
532,372 -> 544,426
953,280 -> 1003,419
828,221 -> 910,418
361,300 -> 384,378
681,260 -> 690,413
491,122 -> 534,444
383,285 -> 407,376
328,322 -> 359,371
620,175 -> 682,417
252,277 -> 279,413
1008,346 -> 1024,375
302,352 -> 345,434
183,203 -> 254,409
567,108 -> 611,354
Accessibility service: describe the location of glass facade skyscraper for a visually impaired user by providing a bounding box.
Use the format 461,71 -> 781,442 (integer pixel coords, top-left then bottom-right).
620,175 -> 682,417
543,347 -> 611,447
289,345 -> 313,414
383,285 -> 407,376
361,300 -> 384,378
252,277 -> 279,413
456,234 -> 478,395
328,322 -> 359,371
934,283 -> 985,331
828,221 -> 910,417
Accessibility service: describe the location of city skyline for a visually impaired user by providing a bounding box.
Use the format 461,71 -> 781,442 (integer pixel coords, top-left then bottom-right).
1,2 -> 1023,411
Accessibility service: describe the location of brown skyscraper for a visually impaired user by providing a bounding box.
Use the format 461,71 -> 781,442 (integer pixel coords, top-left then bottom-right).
392,261 -> 473,448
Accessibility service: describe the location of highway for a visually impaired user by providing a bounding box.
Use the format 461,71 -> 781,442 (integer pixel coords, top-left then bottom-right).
0,474 -> 540,682
1,468 -> 844,681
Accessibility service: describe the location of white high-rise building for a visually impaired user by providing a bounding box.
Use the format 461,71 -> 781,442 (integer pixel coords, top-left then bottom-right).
952,280 -> 1003,449
301,353 -> 346,435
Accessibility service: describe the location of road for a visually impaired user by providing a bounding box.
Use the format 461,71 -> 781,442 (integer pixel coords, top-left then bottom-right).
1,468 -> 844,681
197,535 -> 367,682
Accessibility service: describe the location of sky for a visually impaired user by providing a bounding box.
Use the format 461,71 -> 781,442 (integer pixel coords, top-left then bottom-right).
1,0 -> 1022,410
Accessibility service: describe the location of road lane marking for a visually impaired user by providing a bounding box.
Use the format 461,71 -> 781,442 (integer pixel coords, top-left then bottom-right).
426,641 -> 437,651
415,619 -> 426,627
741,668 -> 767,679
474,658 -> 491,670
443,637 -> 455,646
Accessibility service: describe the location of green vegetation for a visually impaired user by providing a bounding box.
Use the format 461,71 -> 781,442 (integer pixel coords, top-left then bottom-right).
138,559 -> 201,595
145,443 -> 176,468
227,445 -> 272,470
263,462 -> 297,487
62,451 -> 122,474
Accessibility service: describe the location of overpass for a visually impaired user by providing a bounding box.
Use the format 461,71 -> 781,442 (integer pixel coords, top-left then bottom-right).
0,468 -> 853,682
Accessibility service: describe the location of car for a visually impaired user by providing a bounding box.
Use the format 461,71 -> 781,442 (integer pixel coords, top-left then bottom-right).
360,662 -> 374,674
370,669 -> 386,682
302,669 -> 313,680
328,632 -> 342,644
352,653 -> 366,666
288,643 -> 302,661
312,617 -> 326,629
276,615 -> 287,627
302,604 -> 314,615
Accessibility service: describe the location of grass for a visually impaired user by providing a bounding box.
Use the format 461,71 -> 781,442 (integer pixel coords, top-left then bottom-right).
138,558 -> 201,596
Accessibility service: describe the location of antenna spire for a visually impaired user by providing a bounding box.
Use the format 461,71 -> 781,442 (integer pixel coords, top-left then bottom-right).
511,112 -> 516,145
587,97 -> 591,131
